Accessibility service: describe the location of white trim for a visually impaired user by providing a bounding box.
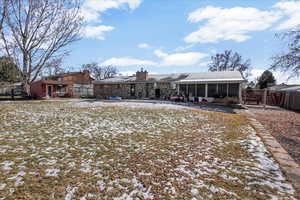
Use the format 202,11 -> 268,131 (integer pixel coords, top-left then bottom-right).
177,78 -> 244,83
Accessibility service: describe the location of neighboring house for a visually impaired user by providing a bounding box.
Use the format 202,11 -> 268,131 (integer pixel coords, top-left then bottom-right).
31,70 -> 94,99
279,85 -> 300,92
267,84 -> 300,91
93,69 -> 245,102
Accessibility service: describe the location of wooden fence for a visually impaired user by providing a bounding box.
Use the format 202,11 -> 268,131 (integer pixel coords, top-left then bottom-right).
282,91 -> 300,111
242,89 -> 300,111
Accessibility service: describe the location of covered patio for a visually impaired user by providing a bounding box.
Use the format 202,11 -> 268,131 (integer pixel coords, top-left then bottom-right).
175,71 -> 245,103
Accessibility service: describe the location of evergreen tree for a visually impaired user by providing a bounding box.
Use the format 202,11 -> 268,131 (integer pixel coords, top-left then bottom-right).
257,70 -> 276,89
0,56 -> 21,83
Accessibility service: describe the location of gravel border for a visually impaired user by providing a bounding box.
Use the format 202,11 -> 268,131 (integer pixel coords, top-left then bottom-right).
247,114 -> 300,197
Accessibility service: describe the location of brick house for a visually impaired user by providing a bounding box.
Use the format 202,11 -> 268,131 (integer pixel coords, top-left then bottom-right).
93,69 -> 246,102
31,70 -> 94,99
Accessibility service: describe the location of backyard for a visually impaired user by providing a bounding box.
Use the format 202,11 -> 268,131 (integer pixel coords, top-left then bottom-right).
0,100 -> 298,199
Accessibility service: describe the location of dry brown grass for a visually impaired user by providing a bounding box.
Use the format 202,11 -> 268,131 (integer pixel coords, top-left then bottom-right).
0,101 -> 297,199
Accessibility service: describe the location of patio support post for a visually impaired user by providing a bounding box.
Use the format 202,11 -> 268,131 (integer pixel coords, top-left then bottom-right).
216,84 -> 219,95
205,83 -> 208,98
177,84 -> 180,95
195,83 -> 197,97
239,83 -> 242,103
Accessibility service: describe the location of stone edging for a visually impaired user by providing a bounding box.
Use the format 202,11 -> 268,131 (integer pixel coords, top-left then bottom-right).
247,115 -> 300,196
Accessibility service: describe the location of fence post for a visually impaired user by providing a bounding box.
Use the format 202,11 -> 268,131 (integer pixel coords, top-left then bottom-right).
263,89 -> 267,109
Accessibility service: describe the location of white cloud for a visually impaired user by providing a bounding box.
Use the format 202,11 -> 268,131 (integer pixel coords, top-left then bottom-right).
274,1 -> 300,30
154,49 -> 168,58
100,57 -> 157,66
80,0 -> 143,40
82,0 -> 143,22
100,49 -> 208,68
250,69 -> 300,84
185,6 -> 281,43
81,25 -> 114,40
154,49 -> 208,67
174,44 -> 194,52
138,43 -> 151,49
198,61 -> 212,67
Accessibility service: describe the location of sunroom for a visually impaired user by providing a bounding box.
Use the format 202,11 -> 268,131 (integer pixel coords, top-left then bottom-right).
175,71 -> 245,103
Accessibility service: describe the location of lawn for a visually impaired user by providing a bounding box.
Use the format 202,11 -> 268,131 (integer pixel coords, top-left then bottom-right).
0,101 -> 297,199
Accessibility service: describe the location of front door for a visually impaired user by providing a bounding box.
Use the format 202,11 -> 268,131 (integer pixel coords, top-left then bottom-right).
155,88 -> 160,99
47,86 -> 52,97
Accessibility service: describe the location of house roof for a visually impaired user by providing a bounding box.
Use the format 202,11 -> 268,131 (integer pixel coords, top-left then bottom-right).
93,71 -> 245,84
268,84 -> 300,91
176,71 -> 245,83
37,80 -> 72,85
48,72 -> 83,78
46,70 -> 95,81
279,85 -> 300,91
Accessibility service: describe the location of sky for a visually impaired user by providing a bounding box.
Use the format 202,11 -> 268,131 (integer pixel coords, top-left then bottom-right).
64,0 -> 300,84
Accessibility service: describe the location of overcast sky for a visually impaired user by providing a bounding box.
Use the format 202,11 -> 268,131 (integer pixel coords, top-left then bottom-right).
64,0 -> 300,84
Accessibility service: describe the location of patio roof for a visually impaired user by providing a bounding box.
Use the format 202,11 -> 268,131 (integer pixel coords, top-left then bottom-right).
176,71 -> 245,83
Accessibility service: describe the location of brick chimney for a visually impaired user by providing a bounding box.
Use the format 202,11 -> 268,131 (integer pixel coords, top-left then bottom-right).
83,69 -> 89,76
136,68 -> 148,81
82,69 -> 92,84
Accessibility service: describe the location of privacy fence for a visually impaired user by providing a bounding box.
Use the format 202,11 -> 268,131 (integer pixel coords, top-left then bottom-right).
242,89 -> 300,111
0,82 -> 22,96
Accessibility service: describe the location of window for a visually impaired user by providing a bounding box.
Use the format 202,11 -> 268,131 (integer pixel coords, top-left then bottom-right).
188,84 -> 196,97
130,84 -> 135,96
146,83 -> 150,97
228,83 -> 239,97
208,84 -> 217,97
218,84 -> 227,98
196,84 -> 205,97
57,85 -> 65,93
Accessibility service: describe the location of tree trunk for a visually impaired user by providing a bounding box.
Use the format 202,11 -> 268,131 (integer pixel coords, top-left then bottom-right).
21,80 -> 31,98
22,53 -> 31,97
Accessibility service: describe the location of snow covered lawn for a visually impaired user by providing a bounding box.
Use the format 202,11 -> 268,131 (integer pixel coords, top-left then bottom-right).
0,100 -> 297,199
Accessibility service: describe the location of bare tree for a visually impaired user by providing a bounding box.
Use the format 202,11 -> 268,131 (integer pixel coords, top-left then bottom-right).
43,57 -> 66,77
82,63 -> 102,80
271,26 -> 300,78
0,1 -> 7,33
208,50 -> 251,79
103,66 -> 118,79
82,63 -> 118,80
0,0 -> 83,95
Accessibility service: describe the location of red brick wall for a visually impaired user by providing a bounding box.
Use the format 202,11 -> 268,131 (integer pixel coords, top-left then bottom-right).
31,81 -> 46,99
63,70 -> 92,84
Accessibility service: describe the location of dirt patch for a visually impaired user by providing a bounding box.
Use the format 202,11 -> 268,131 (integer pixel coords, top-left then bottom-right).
248,108 -> 300,165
